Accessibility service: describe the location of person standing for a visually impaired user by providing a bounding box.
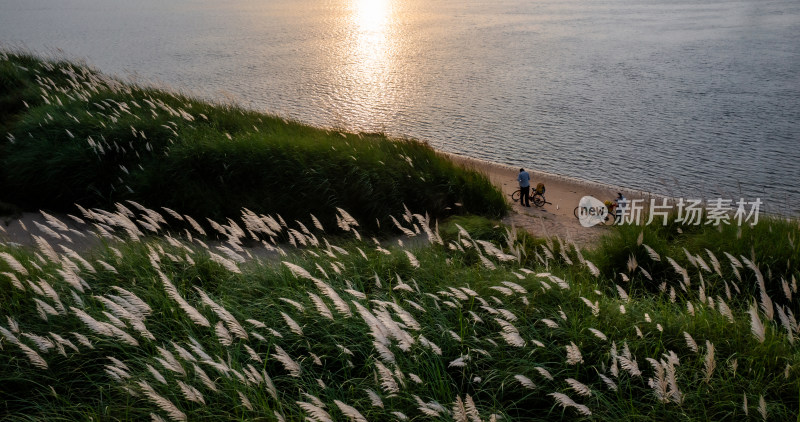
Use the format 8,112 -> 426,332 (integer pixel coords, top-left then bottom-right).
517,168 -> 531,207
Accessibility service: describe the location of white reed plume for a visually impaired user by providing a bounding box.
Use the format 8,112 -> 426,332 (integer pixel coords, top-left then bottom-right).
282,261 -> 318,281
666,256 -> 690,290
455,394 -> 481,422
365,388 -> 383,408
682,331 -> 698,353
565,342 -> 583,365
194,287 -> 247,339
138,380 -> 186,422
775,306 -> 795,344
646,358 -> 669,403
190,363 -> 217,392
303,292 -> 333,320
588,328 -> 607,341
94,295 -> 154,340
490,286 -> 513,296
0,252 -> 28,275
93,260 -> 116,275
390,215 -> 415,236
541,319 -> 559,329
214,321 -> 233,346
0,326 -> 48,369
749,301 -> 766,343
303,392 -> 327,409
40,210 -> 69,232
548,275 -> 570,290
476,239 -> 517,262
49,332 -> 79,353
315,280 -> 352,317
386,301 -> 422,331
334,400 -> 368,422
565,378 -> 592,397
580,297 -> 600,317
146,363 -> 168,385
597,372 -> 617,391
158,271 -> 210,327
271,345 -> 301,377
453,395 -> 468,422
32,235 -> 59,262
275,297 -> 304,312
497,308 -> 517,322
641,243 -> 661,261
703,340 -> 716,382
34,298 -> 59,320
758,395 -> 767,421
147,345 -> 179,374
1,272 -> 24,290
514,374 -> 536,390
208,252 -> 241,274
182,215 -> 206,236
417,334 -> 442,355
500,281 -> 527,295
414,395 -> 446,417
716,297 -> 735,324
55,266 -> 86,294
111,286 -> 152,317
495,318 -> 525,347
665,358 -> 682,403
176,380 -> 205,405
60,246 -> 96,273
280,312 -> 304,336
374,360 -> 400,394
237,391 -> 253,411
296,401 -> 333,422
617,356 -> 641,377
530,366 -> 552,381
404,250 -> 420,268
781,277 -> 792,301
548,392 -> 592,416
337,207 -> 359,227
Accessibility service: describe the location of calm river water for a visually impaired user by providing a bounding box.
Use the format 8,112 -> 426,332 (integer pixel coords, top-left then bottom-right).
1,0 -> 799,212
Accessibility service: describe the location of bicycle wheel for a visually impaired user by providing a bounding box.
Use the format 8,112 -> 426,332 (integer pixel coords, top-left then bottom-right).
599,211 -> 617,225
532,194 -> 545,207
511,190 -> 520,203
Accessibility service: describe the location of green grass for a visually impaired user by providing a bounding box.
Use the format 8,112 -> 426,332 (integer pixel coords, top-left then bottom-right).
0,202 -> 798,421
0,49 -> 797,422
0,51 -> 506,232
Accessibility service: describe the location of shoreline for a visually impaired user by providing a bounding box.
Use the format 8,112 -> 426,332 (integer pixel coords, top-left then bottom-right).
443,152 -> 624,245
443,151 -> 669,245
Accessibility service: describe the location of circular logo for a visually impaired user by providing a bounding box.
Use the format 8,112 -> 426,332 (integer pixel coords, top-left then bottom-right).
577,196 -> 608,227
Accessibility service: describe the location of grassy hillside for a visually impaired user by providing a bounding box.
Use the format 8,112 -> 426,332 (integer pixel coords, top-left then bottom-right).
0,202 -> 798,421
0,51 -> 506,231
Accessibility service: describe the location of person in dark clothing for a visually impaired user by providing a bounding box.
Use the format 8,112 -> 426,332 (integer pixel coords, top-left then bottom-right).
517,168 -> 531,207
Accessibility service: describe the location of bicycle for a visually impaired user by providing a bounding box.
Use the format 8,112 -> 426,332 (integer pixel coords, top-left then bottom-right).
573,200 -> 618,225
511,183 -> 547,207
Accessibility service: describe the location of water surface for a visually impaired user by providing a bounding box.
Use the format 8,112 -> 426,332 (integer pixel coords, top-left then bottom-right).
1,0 -> 798,212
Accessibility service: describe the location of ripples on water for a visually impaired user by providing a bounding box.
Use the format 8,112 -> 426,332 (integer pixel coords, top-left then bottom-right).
1,0 -> 798,213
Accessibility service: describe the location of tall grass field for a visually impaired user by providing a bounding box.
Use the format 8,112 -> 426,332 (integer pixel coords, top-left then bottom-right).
0,51 -> 506,231
1,51 -> 799,421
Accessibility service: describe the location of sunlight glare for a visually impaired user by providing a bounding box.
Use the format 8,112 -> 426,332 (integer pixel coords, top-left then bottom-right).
353,0 -> 391,32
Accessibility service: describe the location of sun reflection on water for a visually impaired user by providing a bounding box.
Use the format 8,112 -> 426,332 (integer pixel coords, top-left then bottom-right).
342,0 -> 398,128
353,0 -> 391,33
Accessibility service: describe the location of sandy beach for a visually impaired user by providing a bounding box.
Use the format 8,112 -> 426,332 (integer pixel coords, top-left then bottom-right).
445,153 -> 656,245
